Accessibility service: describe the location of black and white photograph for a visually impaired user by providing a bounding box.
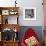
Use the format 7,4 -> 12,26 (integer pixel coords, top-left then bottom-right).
23,7 -> 36,20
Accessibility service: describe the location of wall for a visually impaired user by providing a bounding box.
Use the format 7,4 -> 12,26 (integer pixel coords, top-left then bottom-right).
0,0 -> 15,7
17,0 -> 44,26
0,0 -> 44,26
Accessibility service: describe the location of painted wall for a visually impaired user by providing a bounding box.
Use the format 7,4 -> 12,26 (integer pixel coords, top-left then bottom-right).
0,0 -> 15,7
0,0 -> 44,26
18,0 -> 44,26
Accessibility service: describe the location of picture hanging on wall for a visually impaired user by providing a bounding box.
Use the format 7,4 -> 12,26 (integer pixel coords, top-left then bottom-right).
23,7 -> 36,20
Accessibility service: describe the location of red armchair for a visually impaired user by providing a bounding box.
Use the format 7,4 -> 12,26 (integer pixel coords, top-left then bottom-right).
21,28 -> 41,46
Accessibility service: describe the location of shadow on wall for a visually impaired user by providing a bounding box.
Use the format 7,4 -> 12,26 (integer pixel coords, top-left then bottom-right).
18,26 -> 43,43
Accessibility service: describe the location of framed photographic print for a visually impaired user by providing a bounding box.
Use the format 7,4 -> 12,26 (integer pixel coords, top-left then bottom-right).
0,32 -> 1,41
2,10 -> 9,15
0,15 -> 1,24
23,7 -> 36,20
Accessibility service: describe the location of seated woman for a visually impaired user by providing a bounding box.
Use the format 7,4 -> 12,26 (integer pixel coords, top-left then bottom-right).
21,28 -> 41,46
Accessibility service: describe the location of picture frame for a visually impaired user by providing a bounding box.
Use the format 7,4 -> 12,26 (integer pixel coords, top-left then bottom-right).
0,15 -> 1,24
0,32 -> 1,41
23,7 -> 36,20
2,10 -> 9,15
